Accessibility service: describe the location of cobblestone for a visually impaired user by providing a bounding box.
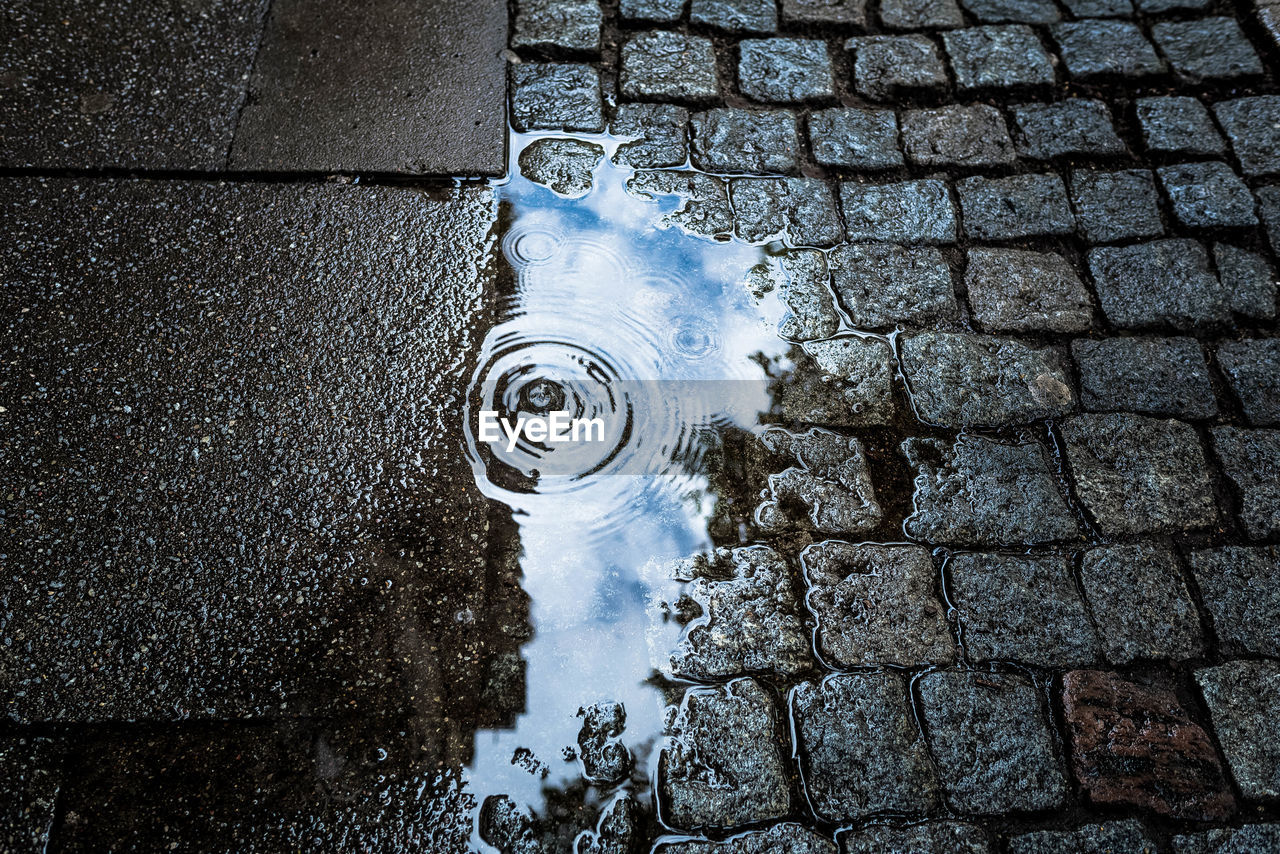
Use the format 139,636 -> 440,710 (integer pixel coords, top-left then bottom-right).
512,0 -> 602,52
1211,427 -> 1280,540
847,36 -> 950,101
1061,0 -> 1134,14
965,248 -> 1093,333
577,701 -> 631,784
1010,100 -> 1125,160
1195,660 -> 1280,802
749,249 -> 840,339
949,553 -> 1100,667
943,26 -> 1057,90
1214,97 -> 1280,177
517,138 -> 604,198
621,32 -> 720,102
782,0 -> 868,25
961,0 -> 1061,23
1136,96 -> 1226,156
901,105 -> 1016,167
793,673 -> 940,820
659,679 -> 791,831
1158,162 -> 1258,229
1052,21 -> 1165,79
1070,169 -> 1165,243
1072,336 -> 1217,419
656,824 -> 837,853
1062,669 -> 1236,821
756,427 -> 883,533
621,0 -> 685,20
839,179 -> 958,243
1087,240 -> 1229,330
900,332 -> 1077,427
627,170 -> 734,239
807,108 -> 903,170
902,434 -> 1079,544
1080,543 -> 1204,664
689,0 -> 777,33
691,108 -> 800,174
778,337 -> 896,426
1151,18 -> 1263,82
829,243 -> 958,327
1214,246 -> 1277,321
511,63 -> 604,131
729,177 -> 842,245
611,103 -> 689,168
738,38 -> 834,103
800,541 -> 955,667
1174,825 -> 1280,853
1006,821 -> 1159,854
1262,186 -> 1280,254
1062,413 -> 1217,535
1217,339 -> 1280,424
842,823 -> 992,853
919,671 -> 1068,814
957,173 -> 1076,240
1189,546 -> 1280,657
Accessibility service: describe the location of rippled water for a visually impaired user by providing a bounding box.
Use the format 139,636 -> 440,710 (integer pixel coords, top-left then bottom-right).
461,132 -> 790,848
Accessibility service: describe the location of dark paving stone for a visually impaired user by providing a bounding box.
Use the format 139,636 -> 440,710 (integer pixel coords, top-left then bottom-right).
1072,336 -> 1217,419
965,248 -> 1093,333
1195,660 -> 1280,802
512,0 -> 601,52
1189,545 -> 1280,657
944,25 -> 1056,90
1158,162 -> 1258,229
739,38 -> 833,103
1151,18 -> 1262,82
950,552 -> 1100,667
1217,339 -> 1280,424
782,0 -> 868,25
902,434 -> 1079,545
808,108 -> 903,170
746,249 -> 840,339
801,541 -> 955,667
839,179 -> 957,243
577,701 -> 631,784
577,794 -> 644,854
657,824 -> 837,853
1070,169 -> 1164,243
1053,21 -> 1165,80
1214,97 -> 1280,177
1060,0 -> 1134,15
961,0 -> 1060,23
901,105 -> 1016,167
1136,96 -> 1226,156
1135,0 -> 1211,10
1215,245 -> 1276,321
0,0 -> 264,170
920,671 -> 1068,814
689,0 -> 777,32
1174,825 -> 1280,854
0,739 -> 59,853
881,0 -> 965,28
517,138 -> 603,198
1211,427 -> 1280,540
957,173 -> 1076,240
1081,543 -> 1204,664
1087,239 -> 1228,330
829,243 -> 958,327
843,823 -> 992,854
1007,821 -> 1158,854
664,546 -> 811,680
611,103 -> 690,168
1,178 -> 499,723
1011,100 -> 1125,160
901,332 -> 1076,428
1063,670 -> 1236,821
847,35 -> 950,101
777,337 -> 897,426
509,62 -> 604,132
730,177 -> 842,245
659,679 -> 791,831
621,31 -> 720,102
1262,186 -> 1280,255
793,673 -> 940,820
1061,413 -> 1217,535
690,108 -> 800,174
756,427 -> 883,534
627,170 -> 733,239
621,0 -> 686,20
478,795 -> 538,853
231,0 -> 505,175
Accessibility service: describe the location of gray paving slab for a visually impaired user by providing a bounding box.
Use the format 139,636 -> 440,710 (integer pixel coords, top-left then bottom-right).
0,0 -> 266,169
229,0 -> 507,175
1,177 -> 500,723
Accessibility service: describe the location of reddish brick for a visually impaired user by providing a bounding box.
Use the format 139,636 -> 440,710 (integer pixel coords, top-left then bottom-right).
1062,670 -> 1236,821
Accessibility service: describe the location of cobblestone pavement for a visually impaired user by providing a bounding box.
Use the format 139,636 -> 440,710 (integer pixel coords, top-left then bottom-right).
4,0 -> 1280,851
